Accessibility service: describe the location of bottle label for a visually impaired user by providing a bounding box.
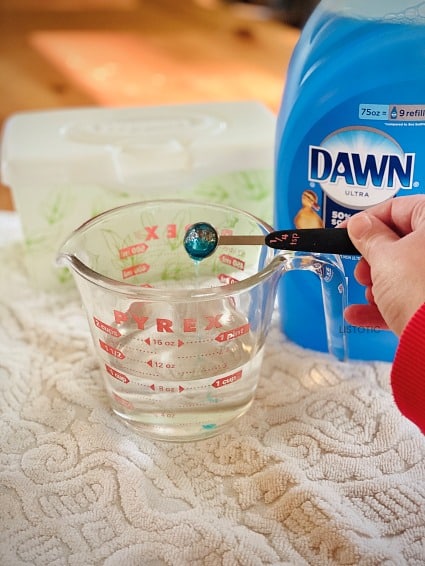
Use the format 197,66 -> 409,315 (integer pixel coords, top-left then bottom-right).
308,126 -> 417,210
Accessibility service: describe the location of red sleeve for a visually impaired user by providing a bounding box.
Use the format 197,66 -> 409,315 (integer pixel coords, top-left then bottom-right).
391,302 -> 425,434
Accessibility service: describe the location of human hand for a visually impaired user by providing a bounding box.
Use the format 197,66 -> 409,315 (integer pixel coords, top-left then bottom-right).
343,195 -> 425,336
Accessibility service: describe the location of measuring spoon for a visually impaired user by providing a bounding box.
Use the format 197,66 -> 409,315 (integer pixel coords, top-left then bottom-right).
183,223 -> 360,261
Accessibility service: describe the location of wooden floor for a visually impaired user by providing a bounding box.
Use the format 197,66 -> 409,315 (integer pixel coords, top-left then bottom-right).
0,0 -> 299,210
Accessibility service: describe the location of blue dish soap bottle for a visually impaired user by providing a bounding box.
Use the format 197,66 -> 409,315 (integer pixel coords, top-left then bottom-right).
275,0 -> 425,361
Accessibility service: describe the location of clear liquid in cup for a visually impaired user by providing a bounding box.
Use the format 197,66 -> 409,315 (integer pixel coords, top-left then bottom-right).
96,304 -> 264,441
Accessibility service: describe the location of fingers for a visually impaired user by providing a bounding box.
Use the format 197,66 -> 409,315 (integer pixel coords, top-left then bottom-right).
340,196 -> 425,336
344,304 -> 388,330
378,195 -> 425,233
340,195 -> 425,235
347,211 -> 399,265
353,195 -> 425,235
353,257 -> 371,286
365,285 -> 375,305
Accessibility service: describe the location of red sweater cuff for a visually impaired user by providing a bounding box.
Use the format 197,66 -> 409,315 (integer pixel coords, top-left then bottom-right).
391,303 -> 425,434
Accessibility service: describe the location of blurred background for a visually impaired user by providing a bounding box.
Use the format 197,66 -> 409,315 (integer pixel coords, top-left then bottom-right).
0,0 -> 318,210
224,0 -> 319,27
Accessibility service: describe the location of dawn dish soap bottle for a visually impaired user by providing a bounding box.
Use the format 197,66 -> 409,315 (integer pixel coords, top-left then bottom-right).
275,0 -> 425,361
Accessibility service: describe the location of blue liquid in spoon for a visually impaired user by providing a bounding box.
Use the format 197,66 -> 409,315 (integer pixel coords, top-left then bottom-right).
183,222 -> 218,261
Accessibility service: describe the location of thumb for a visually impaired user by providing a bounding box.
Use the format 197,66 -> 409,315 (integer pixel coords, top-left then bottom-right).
347,212 -> 399,263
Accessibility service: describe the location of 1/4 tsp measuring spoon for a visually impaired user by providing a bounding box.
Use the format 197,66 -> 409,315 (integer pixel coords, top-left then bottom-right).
183,223 -> 360,260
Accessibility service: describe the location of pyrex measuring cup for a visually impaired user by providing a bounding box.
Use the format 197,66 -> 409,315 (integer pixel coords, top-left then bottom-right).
57,200 -> 347,441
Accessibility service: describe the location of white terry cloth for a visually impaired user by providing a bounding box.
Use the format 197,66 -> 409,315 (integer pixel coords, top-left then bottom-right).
0,211 -> 424,566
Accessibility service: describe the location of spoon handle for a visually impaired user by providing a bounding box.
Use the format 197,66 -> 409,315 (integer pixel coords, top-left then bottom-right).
219,228 -> 360,255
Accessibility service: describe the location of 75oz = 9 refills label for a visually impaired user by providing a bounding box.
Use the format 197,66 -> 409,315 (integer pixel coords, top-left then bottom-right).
359,104 -> 425,122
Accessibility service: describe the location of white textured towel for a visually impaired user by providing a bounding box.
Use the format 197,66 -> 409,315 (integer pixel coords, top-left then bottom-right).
1,212 -> 424,566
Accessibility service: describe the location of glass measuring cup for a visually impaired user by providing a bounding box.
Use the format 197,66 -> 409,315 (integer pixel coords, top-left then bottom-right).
57,199 -> 347,442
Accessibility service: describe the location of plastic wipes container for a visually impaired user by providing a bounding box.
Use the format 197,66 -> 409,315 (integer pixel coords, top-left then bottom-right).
0,101 -> 275,289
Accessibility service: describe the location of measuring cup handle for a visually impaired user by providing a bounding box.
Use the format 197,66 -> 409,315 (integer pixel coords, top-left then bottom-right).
314,257 -> 348,361
280,253 -> 348,360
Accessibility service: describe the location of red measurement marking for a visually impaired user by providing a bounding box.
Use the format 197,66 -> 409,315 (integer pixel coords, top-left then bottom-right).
113,393 -> 133,409
150,384 -> 185,393
218,273 -> 239,285
147,360 -> 176,369
122,263 -> 150,279
215,323 -> 250,342
106,365 -> 130,383
99,339 -> 125,360
219,254 -> 245,271
144,337 -> 185,348
119,242 -> 148,259
212,370 -> 242,388
93,317 -> 121,338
